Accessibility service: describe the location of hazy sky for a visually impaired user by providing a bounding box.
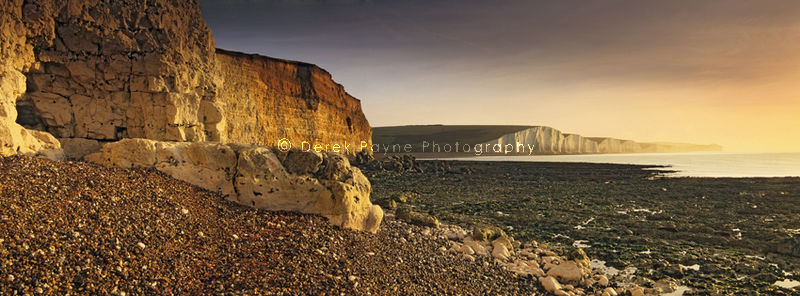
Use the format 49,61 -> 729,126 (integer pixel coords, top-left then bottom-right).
199,0 -> 800,152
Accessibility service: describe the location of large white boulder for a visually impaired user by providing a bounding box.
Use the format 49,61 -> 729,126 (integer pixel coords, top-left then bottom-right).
86,138 -> 383,233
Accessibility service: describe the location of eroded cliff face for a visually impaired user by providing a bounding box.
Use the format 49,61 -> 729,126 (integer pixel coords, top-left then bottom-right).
0,0 -> 61,158
15,0 -> 220,145
2,1 -> 371,158
214,49 -> 371,155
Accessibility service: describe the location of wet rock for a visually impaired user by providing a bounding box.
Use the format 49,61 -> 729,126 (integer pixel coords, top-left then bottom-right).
653,278 -> 678,294
395,208 -> 439,228
565,247 -> 590,269
391,192 -> 409,203
472,225 -> 506,242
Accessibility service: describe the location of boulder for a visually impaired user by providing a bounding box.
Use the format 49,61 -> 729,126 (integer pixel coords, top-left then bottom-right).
546,261 -> 585,284
396,208 -> 440,228
464,238 -> 490,256
87,139 -> 383,233
58,137 -> 101,160
472,225 -> 507,241
539,276 -> 563,293
492,244 -> 511,261
492,236 -> 514,252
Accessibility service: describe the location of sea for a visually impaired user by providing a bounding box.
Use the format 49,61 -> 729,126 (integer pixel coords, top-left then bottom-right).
441,152 -> 800,178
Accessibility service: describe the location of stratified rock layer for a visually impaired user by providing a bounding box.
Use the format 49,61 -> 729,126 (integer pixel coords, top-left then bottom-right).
214,49 -> 371,155
86,139 -> 383,233
3,0 -> 371,159
17,0 -> 219,143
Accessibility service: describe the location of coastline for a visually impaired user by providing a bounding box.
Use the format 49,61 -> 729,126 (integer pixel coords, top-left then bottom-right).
364,158 -> 800,294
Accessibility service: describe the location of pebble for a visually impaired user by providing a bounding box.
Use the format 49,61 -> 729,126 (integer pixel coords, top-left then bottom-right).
0,156 -> 547,295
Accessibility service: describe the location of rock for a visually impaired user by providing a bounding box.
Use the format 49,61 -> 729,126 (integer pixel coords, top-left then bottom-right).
492,244 -> 511,261
387,200 -> 398,210
519,249 -> 536,259
603,287 -> 618,296
772,236 -> 800,258
539,276 -> 563,293
283,150 -> 323,175
525,240 -> 539,248
653,278 -> 677,293
59,137 -> 101,160
444,229 -> 459,240
629,286 -> 645,296
395,208 -> 439,228
546,261 -> 584,284
597,275 -> 609,287
391,192 -> 409,203
0,0 -> 63,159
472,225 -> 506,241
458,244 -> 475,255
464,239 -> 489,256
492,236 -> 514,252
553,290 -> 569,296
88,139 -> 383,232
565,247 -> 590,268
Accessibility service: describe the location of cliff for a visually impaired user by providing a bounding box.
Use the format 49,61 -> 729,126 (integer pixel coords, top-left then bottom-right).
214,49 -> 371,152
0,0 -> 61,158
0,0 -> 371,159
372,125 -> 722,155
0,0 -> 380,231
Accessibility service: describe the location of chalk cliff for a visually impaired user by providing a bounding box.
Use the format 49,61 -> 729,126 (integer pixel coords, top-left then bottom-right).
487,126 -> 721,154
372,125 -> 722,155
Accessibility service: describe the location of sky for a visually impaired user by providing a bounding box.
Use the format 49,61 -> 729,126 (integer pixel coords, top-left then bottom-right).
199,0 -> 800,152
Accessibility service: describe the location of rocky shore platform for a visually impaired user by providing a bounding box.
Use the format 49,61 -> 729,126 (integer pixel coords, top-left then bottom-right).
363,156 -> 800,295
0,155 -> 546,295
